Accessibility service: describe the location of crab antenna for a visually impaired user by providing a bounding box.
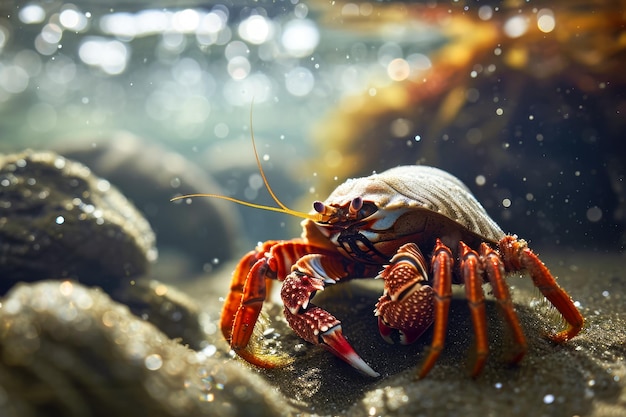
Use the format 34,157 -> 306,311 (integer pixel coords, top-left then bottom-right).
170,103 -> 322,222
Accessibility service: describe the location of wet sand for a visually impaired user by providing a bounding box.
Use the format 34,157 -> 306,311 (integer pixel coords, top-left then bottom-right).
196,248 -> 625,417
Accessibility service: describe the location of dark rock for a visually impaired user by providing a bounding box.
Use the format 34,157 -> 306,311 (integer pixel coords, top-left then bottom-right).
59,132 -> 242,277
0,280 -> 292,417
114,279 -> 209,350
0,150 -> 156,294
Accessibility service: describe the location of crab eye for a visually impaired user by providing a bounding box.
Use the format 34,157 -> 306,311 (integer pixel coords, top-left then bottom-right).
358,202 -> 377,219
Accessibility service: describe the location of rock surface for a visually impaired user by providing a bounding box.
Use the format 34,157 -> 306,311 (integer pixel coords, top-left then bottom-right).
0,150 -> 156,294
0,280 -> 291,417
59,132 -> 242,277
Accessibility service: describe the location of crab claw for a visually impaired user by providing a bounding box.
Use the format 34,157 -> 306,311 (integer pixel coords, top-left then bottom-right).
281,273 -> 326,315
375,243 -> 435,345
320,325 -> 380,377
283,305 -> 380,377
375,285 -> 435,345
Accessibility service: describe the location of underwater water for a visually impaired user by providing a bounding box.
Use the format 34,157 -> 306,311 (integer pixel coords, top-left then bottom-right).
1,0 -> 623,254
0,1 -> 625,416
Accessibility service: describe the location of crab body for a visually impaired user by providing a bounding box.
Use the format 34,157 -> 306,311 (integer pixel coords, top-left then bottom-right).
313,166 -> 503,262
218,165 -> 584,378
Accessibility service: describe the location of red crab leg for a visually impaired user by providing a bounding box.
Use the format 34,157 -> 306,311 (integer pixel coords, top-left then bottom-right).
418,239 -> 453,378
480,243 -> 527,364
221,240 -> 307,368
220,249 -> 279,368
500,236 -> 584,342
220,249 -> 259,346
459,242 -> 489,377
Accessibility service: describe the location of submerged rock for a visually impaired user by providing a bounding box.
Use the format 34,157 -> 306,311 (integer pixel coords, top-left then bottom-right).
59,132 -> 242,277
0,150 -> 156,294
115,279 -> 209,350
0,280 -> 291,417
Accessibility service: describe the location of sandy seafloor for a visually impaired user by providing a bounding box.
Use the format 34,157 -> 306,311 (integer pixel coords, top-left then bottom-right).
182,246 -> 625,417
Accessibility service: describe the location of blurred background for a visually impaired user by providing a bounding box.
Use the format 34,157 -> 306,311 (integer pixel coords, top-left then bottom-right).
1,0 -> 624,277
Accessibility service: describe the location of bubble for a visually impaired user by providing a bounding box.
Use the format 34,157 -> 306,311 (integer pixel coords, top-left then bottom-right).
173,9 -> 200,32
543,394 -> 555,404
478,5 -> 493,21
281,19 -> 319,57
214,123 -> 229,138
96,179 -> 111,192
145,354 -> 163,371
224,41 -> 247,62
227,56 -> 250,80
19,4 -> 46,24
154,284 -> 168,296
59,280 -> 73,296
248,173 -> 264,190
101,310 -> 118,327
285,66 -> 314,96
390,118 -> 412,137
59,7 -> 89,31
406,53 -> 431,71
239,15 -> 271,45
55,215 -> 65,225
0,65 -> 29,94
537,9 -> 555,33
387,58 -> 410,81
475,175 -> 486,186
504,15 -> 529,38
41,23 -> 63,44
78,38 -> 129,75
586,206 -> 602,222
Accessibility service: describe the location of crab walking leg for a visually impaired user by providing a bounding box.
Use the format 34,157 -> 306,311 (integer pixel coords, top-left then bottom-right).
221,240 -> 325,368
418,239 -> 453,379
220,250 -> 260,346
221,253 -> 286,368
500,236 -> 584,342
459,242 -> 489,377
480,243 -> 527,363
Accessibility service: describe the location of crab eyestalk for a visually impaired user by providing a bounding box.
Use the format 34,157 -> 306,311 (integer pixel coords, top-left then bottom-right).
348,196 -> 363,217
313,200 -> 338,222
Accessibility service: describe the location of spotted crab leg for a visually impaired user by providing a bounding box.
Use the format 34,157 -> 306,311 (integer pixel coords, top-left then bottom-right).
281,254 -> 381,377
418,239 -> 453,378
499,236 -> 584,342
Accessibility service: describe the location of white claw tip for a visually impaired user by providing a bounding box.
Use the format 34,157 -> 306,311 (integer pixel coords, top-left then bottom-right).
346,351 -> 380,377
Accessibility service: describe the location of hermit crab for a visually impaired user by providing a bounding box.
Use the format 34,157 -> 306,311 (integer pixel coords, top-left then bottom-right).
173,134 -> 584,378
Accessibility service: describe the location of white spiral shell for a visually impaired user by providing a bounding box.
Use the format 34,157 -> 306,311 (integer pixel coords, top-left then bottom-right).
324,166 -> 504,243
